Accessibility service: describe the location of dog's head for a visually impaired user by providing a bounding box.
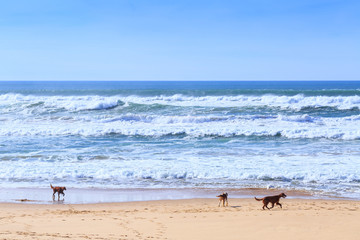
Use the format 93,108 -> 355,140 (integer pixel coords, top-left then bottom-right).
280,193 -> 286,198
63,187 -> 67,191
224,192 -> 228,197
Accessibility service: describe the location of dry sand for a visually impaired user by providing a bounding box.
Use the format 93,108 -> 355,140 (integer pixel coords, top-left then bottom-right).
1,198 -> 360,240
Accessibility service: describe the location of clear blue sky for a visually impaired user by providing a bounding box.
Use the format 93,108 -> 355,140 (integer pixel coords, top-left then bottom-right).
0,0 -> 359,80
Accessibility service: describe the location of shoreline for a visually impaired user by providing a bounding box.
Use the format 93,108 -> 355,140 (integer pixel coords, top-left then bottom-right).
0,187 -> 348,205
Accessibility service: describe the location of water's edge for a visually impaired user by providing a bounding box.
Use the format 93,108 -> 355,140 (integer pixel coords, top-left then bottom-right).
0,187 -> 347,205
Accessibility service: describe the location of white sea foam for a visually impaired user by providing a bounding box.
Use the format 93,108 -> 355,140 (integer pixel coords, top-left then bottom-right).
2,93 -> 360,111
121,94 -> 360,110
0,112 -> 359,139
1,92 -> 360,198
0,152 -> 359,197
1,94 -> 360,139
0,94 -> 122,111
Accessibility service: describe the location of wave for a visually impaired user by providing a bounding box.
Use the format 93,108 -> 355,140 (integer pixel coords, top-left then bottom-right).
0,113 -> 359,139
121,94 -> 360,110
2,93 -> 360,112
1,170 -> 358,183
1,158 -> 359,188
1,150 -> 359,197
0,94 -> 124,112
1,93 -> 360,139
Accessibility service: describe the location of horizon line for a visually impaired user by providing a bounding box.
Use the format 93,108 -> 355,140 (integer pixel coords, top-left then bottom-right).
1,79 -> 360,82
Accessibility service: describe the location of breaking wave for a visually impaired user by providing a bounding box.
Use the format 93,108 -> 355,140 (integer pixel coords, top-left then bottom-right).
1,93 -> 360,111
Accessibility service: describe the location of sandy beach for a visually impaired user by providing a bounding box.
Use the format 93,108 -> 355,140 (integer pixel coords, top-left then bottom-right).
1,198 -> 360,240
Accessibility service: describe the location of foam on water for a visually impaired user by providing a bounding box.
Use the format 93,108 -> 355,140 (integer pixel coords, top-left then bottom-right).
2,93 -> 360,111
1,148 -> 359,198
1,81 -> 360,199
0,112 -> 359,139
1,93 -> 360,139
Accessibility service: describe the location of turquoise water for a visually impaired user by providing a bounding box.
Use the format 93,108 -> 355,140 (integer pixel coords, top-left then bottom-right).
1,81 -> 360,198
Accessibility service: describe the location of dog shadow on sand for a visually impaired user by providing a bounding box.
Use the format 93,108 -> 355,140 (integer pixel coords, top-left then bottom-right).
230,205 -> 242,208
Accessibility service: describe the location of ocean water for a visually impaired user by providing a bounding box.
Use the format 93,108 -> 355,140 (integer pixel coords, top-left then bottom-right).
1,81 -> 360,199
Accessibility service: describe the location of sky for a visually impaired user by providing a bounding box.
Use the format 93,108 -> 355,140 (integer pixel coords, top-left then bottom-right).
0,0 -> 359,81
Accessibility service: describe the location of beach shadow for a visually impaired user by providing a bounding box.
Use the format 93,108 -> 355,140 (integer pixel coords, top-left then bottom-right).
14,199 -> 37,203
230,205 -> 241,208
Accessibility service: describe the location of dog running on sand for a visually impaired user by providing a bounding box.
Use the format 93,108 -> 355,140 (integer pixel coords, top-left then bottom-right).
217,192 -> 228,207
254,193 -> 286,210
50,184 -> 66,201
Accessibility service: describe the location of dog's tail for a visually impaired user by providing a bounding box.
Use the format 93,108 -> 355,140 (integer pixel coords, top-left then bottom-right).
50,184 -> 54,189
254,197 -> 263,201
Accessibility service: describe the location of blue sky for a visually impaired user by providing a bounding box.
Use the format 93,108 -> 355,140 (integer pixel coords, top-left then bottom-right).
0,0 -> 359,80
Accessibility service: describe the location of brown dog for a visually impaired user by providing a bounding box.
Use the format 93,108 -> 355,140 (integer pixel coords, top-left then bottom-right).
50,184 -> 66,201
217,192 -> 228,207
255,193 -> 286,210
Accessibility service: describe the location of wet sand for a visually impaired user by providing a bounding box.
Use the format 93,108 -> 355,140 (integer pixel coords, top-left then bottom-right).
0,187 -> 313,204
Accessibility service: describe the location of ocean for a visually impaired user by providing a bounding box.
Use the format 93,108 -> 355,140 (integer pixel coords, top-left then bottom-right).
1,81 -> 360,199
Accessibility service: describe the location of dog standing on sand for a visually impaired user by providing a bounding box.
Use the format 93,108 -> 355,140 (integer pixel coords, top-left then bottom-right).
50,184 -> 66,201
217,192 -> 228,207
254,193 -> 286,210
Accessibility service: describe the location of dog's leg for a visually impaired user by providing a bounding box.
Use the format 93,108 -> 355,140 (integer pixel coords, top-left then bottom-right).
52,192 -> 55,201
218,200 -> 221,207
226,199 -> 228,207
58,192 -> 60,201
276,202 -> 282,208
270,202 -> 275,209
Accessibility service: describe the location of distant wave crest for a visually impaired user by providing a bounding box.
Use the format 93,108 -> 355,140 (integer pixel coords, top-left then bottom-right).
1,93 -> 360,140
1,93 -> 360,110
